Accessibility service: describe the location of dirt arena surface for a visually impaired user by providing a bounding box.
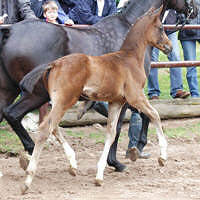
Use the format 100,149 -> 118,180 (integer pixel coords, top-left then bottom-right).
1,118 -> 200,200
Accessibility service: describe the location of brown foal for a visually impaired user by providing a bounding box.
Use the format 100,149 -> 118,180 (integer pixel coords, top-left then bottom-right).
21,6 -> 172,193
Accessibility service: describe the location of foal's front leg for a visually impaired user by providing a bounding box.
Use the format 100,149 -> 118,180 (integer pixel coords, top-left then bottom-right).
127,92 -> 167,166
95,102 -> 123,186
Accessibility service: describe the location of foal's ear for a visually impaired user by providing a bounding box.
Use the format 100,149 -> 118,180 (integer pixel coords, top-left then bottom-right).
152,5 -> 163,18
148,6 -> 156,14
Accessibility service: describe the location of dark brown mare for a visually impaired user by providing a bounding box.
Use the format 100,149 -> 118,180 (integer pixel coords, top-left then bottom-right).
20,6 -> 172,193
0,0 -> 197,173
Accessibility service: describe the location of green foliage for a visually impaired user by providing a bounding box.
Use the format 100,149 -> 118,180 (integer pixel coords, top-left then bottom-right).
0,129 -> 23,154
148,122 -> 200,138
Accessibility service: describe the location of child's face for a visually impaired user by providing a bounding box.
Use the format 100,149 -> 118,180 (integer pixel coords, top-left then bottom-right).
45,8 -> 58,22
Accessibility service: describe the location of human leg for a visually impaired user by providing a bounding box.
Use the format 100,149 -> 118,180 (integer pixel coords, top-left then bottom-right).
181,40 -> 199,97
148,47 -> 160,99
167,32 -> 184,97
126,107 -> 150,161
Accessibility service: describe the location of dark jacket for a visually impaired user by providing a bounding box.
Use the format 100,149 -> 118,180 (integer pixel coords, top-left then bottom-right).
178,0 -> 200,41
164,10 -> 178,35
0,0 -> 36,24
30,0 -> 75,24
69,0 -> 117,25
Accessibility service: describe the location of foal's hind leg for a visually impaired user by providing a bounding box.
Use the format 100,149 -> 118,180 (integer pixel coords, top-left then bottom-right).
126,92 -> 167,166
95,102 -> 123,186
52,127 -> 77,176
21,98 -> 77,194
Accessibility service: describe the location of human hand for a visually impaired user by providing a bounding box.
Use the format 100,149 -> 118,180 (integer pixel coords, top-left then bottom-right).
0,16 -> 4,24
64,19 -> 74,25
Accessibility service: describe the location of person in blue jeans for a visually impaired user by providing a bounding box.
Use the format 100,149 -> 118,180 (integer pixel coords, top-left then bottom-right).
148,10 -> 190,100
178,0 -> 200,97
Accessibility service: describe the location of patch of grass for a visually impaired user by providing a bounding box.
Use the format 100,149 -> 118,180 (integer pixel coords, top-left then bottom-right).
148,122 -> 200,139
0,129 -> 23,154
65,130 -> 85,139
89,132 -> 104,144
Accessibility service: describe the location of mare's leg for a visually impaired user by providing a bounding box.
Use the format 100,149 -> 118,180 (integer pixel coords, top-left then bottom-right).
3,92 -> 49,155
137,112 -> 150,152
77,100 -> 95,120
95,102 -> 123,186
126,92 -> 167,166
21,95 -> 78,194
107,103 -> 129,172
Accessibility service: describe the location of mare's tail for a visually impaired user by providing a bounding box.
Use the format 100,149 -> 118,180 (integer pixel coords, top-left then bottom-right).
20,63 -> 52,94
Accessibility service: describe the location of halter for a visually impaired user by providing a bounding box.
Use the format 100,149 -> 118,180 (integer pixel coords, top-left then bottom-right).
163,0 -> 195,31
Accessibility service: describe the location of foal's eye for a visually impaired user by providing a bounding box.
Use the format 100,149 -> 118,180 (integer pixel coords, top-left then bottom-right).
159,26 -> 164,32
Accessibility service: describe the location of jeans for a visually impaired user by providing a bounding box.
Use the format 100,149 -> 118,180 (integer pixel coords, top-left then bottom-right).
180,40 -> 200,97
148,32 -> 184,98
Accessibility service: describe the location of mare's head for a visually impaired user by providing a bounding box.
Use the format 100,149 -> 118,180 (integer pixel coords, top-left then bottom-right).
144,6 -> 172,55
168,0 -> 198,18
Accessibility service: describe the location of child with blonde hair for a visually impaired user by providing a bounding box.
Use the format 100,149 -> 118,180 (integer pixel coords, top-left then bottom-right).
43,1 -> 59,24
43,0 -> 74,24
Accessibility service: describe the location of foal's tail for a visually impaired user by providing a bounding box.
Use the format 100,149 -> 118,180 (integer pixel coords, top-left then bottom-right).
20,63 -> 52,94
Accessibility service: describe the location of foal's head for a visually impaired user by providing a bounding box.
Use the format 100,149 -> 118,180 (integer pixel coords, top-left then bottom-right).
121,6 -> 172,55
145,6 -> 172,54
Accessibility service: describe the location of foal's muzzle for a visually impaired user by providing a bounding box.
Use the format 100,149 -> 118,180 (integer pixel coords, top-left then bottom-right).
163,44 -> 173,55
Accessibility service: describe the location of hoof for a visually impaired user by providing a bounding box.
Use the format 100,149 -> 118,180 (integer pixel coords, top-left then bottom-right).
95,179 -> 103,186
68,167 -> 77,176
114,163 -> 127,172
127,147 -> 139,162
158,157 -> 166,167
19,152 -> 30,171
21,184 -> 29,195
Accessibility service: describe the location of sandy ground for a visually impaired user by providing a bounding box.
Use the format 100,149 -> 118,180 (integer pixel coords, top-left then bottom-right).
1,118 -> 200,200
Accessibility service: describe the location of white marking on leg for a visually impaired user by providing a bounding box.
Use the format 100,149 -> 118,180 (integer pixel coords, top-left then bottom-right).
150,106 -> 167,160
96,134 -> 112,181
24,155 -> 37,189
0,171 -> 3,178
96,103 -> 123,183
155,125 -> 167,160
63,142 -> 77,169
134,96 -> 168,161
25,175 -> 33,188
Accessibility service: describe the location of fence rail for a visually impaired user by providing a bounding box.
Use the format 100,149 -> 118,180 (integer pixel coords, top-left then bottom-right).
151,24 -> 200,68
163,24 -> 200,30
